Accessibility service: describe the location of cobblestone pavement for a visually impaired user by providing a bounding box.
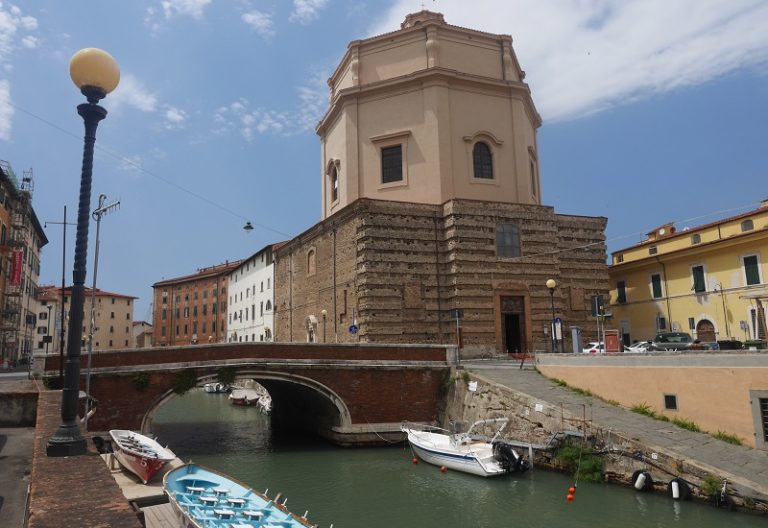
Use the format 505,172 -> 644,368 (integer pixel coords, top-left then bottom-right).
0,427 -> 34,527
463,360 -> 768,494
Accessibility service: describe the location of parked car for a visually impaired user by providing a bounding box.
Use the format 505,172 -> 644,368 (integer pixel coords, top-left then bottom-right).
582,341 -> 605,354
717,340 -> 743,350
625,340 -> 652,353
650,332 -> 693,351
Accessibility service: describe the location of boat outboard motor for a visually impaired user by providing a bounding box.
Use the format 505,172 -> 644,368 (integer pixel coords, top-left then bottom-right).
492,441 -> 523,473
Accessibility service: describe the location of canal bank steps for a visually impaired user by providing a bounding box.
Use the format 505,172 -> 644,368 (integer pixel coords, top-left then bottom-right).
461,360 -> 768,512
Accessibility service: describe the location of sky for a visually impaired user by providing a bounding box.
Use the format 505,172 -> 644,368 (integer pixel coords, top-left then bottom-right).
0,0 -> 767,321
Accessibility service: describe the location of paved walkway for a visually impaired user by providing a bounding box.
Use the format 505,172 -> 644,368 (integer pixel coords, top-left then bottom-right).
463,360 -> 768,497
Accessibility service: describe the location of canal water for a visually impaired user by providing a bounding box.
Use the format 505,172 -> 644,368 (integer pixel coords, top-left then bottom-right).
152,389 -> 763,528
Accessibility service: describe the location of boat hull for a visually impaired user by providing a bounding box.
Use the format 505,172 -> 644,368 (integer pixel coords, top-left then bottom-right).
110,430 -> 175,484
407,434 -> 506,477
164,463 -> 315,528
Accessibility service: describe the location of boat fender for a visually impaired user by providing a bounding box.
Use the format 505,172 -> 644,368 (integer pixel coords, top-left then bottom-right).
667,478 -> 691,501
632,470 -> 653,491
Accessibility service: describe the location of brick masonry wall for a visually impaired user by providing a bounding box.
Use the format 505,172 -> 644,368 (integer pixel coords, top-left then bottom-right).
275,198 -> 609,354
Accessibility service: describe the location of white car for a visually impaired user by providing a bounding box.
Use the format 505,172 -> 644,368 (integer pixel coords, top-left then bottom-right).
625,341 -> 652,353
582,342 -> 604,354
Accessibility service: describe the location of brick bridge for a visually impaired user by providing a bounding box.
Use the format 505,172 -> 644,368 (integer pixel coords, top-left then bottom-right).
43,343 -> 455,445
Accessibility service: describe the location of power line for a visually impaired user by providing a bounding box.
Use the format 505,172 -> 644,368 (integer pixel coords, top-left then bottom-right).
10,102 -> 292,239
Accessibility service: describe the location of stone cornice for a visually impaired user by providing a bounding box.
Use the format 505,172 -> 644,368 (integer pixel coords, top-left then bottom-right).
317,68 -> 541,135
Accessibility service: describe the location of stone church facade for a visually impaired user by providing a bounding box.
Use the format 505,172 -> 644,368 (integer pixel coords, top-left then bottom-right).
274,11 -> 608,355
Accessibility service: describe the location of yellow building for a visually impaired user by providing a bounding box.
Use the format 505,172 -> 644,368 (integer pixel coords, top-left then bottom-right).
609,200 -> 768,346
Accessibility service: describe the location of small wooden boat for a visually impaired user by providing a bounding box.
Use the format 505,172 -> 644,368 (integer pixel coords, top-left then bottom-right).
109,429 -> 176,484
164,463 -> 316,528
402,418 -> 529,477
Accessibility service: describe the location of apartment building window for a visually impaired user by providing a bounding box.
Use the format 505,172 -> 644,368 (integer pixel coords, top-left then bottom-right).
212,303 -> 217,314
109,340 -> 113,347
688,317 -> 695,330
261,281 -> 264,292
741,219 -> 754,232
260,301 -> 264,316
744,255 -> 761,286
111,298 -> 115,304
109,326 -> 114,333
266,300 -> 272,311
203,290 -> 208,299
193,306 -> 198,317
649,246 -> 658,255
651,274 -> 663,299
496,224 -> 521,258
472,142 -> 493,180
307,249 -> 316,276
125,340 -> 128,347
617,281 -> 627,304
691,234 -> 701,245
212,321 -> 216,333
664,394 -> 678,411
175,308 -> 180,318
381,145 -> 403,183
330,164 -> 339,202
692,265 -> 706,293
615,254 -> 624,264
183,307 -> 189,318
110,312 -> 115,319
203,304 -> 207,315
267,278 -> 271,289
184,324 -> 188,335
202,322 -> 207,334
656,315 -> 667,331
125,313 -> 130,320
175,325 -> 179,336
251,305 -> 255,320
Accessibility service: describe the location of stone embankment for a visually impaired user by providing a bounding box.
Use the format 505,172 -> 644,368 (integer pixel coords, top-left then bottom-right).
445,360 -> 768,514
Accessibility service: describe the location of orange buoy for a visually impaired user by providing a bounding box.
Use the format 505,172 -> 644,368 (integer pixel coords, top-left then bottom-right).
411,457 -> 418,465
566,494 -> 574,502
568,486 -> 576,494
440,466 -> 448,473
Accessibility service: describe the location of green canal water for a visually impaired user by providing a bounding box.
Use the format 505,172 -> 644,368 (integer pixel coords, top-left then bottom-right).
152,389 -> 763,528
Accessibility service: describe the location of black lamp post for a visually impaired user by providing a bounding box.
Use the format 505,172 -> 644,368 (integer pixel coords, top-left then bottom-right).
47,48 -> 119,457
546,279 -> 557,353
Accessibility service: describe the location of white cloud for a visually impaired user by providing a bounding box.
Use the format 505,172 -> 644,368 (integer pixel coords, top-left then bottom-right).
290,0 -> 329,25
163,106 -> 188,129
108,74 -> 158,113
242,10 -> 275,39
0,4 -> 38,62
21,35 -> 37,48
369,0 -> 768,122
0,79 -> 13,141
161,0 -> 212,19
212,65 -> 330,140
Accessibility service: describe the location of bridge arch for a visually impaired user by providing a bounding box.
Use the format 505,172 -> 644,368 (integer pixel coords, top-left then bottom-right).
140,369 -> 353,440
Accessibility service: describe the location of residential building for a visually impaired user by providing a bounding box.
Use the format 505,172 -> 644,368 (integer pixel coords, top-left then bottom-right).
132,320 -> 153,348
609,200 -> 768,345
274,11 -> 609,355
227,244 -> 283,343
0,161 -> 47,365
152,261 -> 240,346
34,286 -> 137,354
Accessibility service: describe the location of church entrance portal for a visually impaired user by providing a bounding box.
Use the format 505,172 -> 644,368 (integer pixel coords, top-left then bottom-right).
501,296 -> 526,354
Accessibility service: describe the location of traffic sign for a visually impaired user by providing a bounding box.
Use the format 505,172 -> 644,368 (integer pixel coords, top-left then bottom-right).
349,324 -> 359,334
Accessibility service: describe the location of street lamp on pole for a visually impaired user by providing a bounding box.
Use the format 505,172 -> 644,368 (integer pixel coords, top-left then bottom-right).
546,279 -> 557,353
47,48 -> 119,457
321,309 -> 327,343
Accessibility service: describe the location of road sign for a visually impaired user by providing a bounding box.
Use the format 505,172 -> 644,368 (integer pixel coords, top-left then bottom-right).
349,324 -> 359,334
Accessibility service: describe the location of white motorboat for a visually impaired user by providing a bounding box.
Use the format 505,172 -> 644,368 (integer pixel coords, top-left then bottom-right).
110,429 -> 176,484
402,418 -> 529,477
203,382 -> 229,393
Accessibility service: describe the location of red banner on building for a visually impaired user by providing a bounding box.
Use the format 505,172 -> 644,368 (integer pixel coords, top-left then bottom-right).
10,248 -> 23,286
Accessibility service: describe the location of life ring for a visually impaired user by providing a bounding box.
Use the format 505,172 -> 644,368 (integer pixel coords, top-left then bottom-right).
632,470 -> 653,492
667,478 -> 691,500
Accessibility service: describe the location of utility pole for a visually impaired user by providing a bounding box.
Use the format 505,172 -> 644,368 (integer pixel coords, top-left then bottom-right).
44,206 -> 76,386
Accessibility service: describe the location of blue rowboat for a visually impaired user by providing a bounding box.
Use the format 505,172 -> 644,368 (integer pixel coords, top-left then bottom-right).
164,463 -> 316,528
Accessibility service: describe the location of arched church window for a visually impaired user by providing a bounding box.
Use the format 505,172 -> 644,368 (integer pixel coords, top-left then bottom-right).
307,249 -> 316,276
473,142 -> 493,179
330,164 -> 339,203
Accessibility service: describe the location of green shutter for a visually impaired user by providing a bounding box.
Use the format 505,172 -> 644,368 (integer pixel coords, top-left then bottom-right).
745,256 -> 760,286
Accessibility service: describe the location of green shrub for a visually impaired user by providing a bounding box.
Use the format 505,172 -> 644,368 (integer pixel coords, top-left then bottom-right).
131,372 -> 150,391
604,399 -> 620,406
572,387 -> 593,397
556,440 -> 604,482
672,417 -> 701,432
713,430 -> 742,445
630,402 -> 656,417
171,369 -> 198,395
701,474 -> 722,497
461,371 -> 471,385
552,378 -> 568,387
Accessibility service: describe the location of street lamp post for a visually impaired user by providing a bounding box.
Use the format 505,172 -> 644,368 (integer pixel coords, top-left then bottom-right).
47,48 -> 119,457
546,279 -> 557,353
321,309 -> 327,343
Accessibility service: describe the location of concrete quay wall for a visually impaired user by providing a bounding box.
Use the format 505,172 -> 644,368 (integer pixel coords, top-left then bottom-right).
445,364 -> 768,513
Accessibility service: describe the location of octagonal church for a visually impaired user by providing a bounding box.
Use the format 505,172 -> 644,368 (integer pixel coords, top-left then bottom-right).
274,11 -> 609,355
